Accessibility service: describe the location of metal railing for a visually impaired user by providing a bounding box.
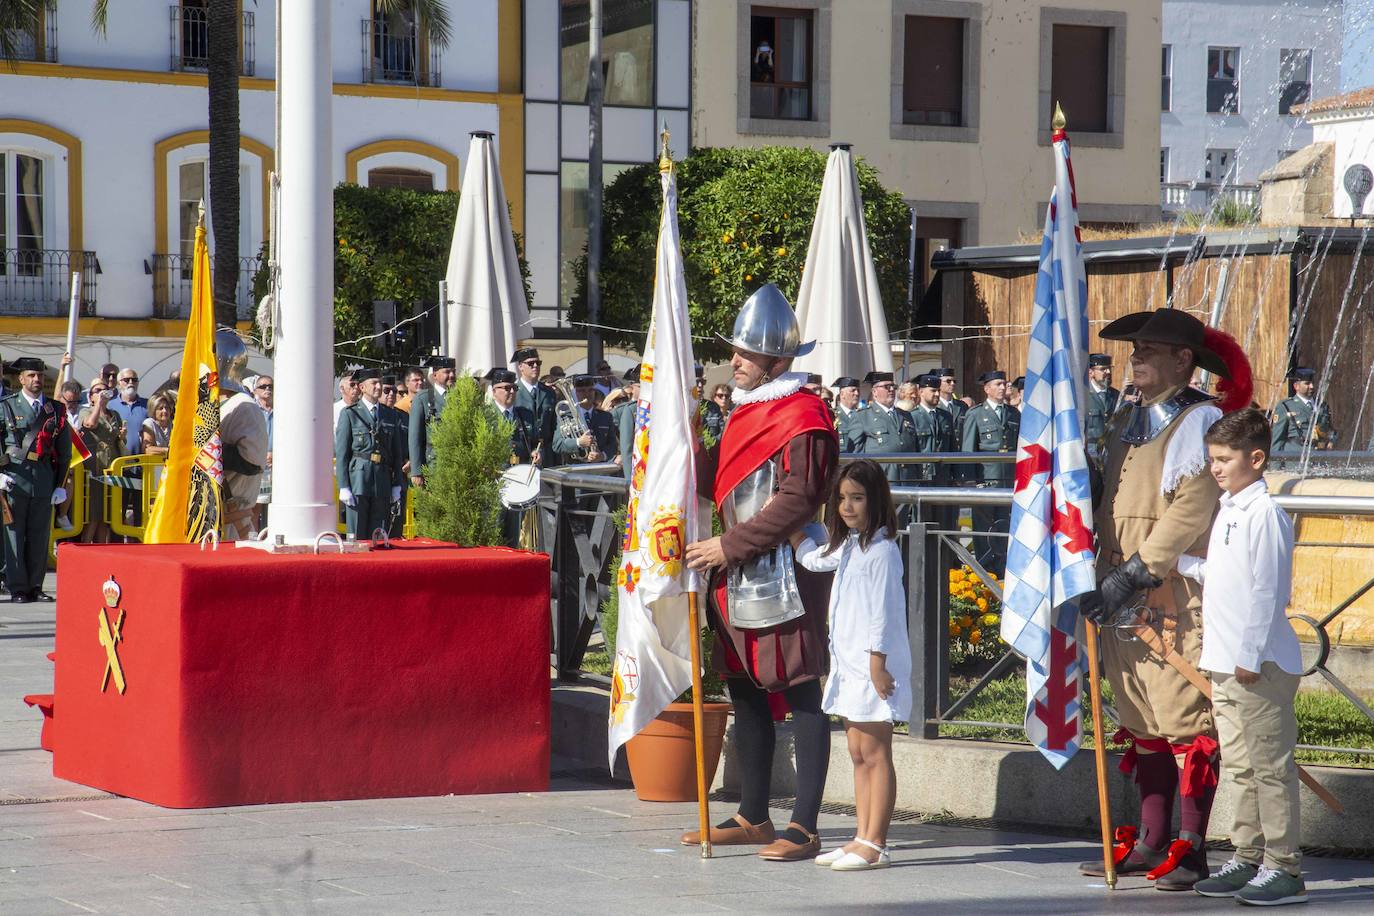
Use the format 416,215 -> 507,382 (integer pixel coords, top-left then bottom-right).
169,5 -> 255,75
1160,181 -> 1260,213
539,452 -> 1374,760
0,249 -> 98,316
150,252 -> 261,320
3,1 -> 57,62
360,17 -> 440,87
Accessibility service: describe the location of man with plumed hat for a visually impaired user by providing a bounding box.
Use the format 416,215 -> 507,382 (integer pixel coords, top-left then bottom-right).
681,284 -> 837,862
408,354 -> 456,488
831,376 -> 863,453
961,369 -> 1019,573
511,346 -> 557,467
335,367 -> 406,539
911,374 -> 956,482
1077,307 -> 1253,891
854,370 -> 919,491
612,365 -> 641,480
0,357 -> 71,602
487,367 -> 540,547
1271,367 -> 1335,455
1085,352 -> 1120,454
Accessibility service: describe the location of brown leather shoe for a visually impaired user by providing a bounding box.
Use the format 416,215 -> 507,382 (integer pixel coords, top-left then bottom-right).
680,814 -> 776,846
758,823 -> 822,861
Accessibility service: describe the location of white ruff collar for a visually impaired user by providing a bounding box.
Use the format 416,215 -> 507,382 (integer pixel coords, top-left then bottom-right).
731,371 -> 807,405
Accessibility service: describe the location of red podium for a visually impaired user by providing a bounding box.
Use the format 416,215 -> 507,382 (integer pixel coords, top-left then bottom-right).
51,540 -> 550,808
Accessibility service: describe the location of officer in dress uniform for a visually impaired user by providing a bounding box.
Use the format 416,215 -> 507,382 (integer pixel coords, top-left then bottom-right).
910,373 -> 956,483
0,357 -> 72,602
962,369 -> 1020,575
408,355 -> 456,488
936,367 -> 969,435
512,347 -> 558,467
1085,352 -> 1120,457
1271,366 -> 1336,456
855,371 -> 918,487
381,374 -> 408,538
612,366 -> 640,479
831,376 -> 863,453
488,368 -> 540,547
335,368 -> 406,539
554,375 -> 618,462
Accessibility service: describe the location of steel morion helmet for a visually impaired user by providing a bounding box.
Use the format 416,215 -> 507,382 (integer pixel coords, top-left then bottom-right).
215,328 -> 251,391
719,283 -> 815,358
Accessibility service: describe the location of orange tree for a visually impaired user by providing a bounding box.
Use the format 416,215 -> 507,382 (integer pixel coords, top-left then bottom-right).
568,146 -> 912,360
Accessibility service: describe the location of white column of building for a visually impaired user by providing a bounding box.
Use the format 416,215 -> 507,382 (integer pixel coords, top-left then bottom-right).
269,0 -> 336,541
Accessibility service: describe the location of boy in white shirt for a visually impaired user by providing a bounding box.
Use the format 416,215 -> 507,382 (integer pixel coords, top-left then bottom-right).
1178,409 -> 1306,906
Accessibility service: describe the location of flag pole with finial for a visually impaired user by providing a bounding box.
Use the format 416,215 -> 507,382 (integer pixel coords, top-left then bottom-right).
661,120 -> 712,860
1062,96 -> 1117,891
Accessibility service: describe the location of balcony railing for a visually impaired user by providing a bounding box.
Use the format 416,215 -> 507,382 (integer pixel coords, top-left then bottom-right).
3,1 -> 57,63
169,5 -> 255,76
1160,181 -> 1259,213
150,252 -> 261,321
0,249 -> 97,316
360,17 -> 440,87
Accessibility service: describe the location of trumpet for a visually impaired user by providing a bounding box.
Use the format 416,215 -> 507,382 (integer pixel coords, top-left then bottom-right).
554,377 -> 593,460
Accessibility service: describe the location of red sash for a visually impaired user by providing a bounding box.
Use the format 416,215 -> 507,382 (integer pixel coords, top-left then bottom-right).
712,390 -> 836,509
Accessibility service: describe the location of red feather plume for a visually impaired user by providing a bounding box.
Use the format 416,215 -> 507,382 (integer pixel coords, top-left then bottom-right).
1203,327 -> 1253,412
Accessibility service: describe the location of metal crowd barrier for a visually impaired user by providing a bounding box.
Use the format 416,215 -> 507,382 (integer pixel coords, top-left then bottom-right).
539,453 -> 1374,759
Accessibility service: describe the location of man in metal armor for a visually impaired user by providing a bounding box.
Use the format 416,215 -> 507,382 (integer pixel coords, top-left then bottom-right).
1077,308 -> 1241,892
1271,367 -> 1335,456
215,330 -> 270,541
682,284 -> 839,862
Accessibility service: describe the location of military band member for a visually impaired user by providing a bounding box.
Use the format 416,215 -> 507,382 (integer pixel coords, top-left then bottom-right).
911,374 -> 956,482
512,347 -> 557,468
1085,352 -> 1120,455
335,368 -> 405,539
831,376 -> 863,453
488,368 -> 540,548
0,358 -> 70,602
856,371 -> 918,485
962,370 -> 1019,574
1271,367 -> 1335,455
408,355 -> 456,488
612,366 -> 641,479
553,375 -> 618,462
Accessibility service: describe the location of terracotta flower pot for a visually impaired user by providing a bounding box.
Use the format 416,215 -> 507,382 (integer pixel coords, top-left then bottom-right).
625,702 -> 731,802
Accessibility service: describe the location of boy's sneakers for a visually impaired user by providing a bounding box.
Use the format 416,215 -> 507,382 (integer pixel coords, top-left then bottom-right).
1194,858 -> 1260,897
1236,867 -> 1308,906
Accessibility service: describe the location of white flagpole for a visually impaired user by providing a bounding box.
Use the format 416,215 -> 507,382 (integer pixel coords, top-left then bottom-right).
62,271 -> 81,387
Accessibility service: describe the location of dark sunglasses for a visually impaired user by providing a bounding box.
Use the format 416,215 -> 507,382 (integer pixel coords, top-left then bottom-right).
256,383 -> 273,390
523,359 -> 542,367
381,386 -> 396,394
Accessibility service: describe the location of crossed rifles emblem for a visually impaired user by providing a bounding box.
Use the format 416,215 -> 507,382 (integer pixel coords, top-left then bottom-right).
98,576 -> 126,695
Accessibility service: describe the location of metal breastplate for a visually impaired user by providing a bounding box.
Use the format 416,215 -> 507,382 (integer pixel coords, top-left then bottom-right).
1119,387 -> 1216,445
721,459 -> 807,630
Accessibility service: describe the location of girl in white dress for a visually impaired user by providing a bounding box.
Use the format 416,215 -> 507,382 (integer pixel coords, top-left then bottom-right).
790,459 -> 911,871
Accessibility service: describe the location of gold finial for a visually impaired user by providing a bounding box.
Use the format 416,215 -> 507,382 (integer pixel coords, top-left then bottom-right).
658,121 -> 672,173
197,198 -> 206,229
1052,102 -> 1067,131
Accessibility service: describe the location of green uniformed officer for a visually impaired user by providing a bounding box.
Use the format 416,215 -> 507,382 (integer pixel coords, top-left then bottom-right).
408,355 -> 456,488
553,375 -> 618,462
1272,366 -> 1336,456
488,367 -> 541,548
380,374 -> 408,538
0,357 -> 72,602
1085,352 -> 1120,456
335,367 -> 406,539
612,366 -> 641,480
936,367 -> 969,435
511,347 -> 558,467
911,373 -> 956,482
855,371 -> 919,484
962,369 -> 1020,575
832,376 -> 863,453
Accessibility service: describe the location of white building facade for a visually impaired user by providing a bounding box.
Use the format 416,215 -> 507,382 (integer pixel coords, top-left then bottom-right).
1160,0 -> 1343,213
0,1 -> 528,380
522,0 -> 693,332
1305,88 -> 1374,218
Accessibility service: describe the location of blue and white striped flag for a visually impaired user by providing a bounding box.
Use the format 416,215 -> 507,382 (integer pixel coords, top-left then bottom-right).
998,118 -> 1098,770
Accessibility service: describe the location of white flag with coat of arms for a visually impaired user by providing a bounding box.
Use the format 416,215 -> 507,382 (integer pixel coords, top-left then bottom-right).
607,160 -> 705,769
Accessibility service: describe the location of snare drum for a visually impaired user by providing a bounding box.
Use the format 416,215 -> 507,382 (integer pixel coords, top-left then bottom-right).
499,464 -> 541,510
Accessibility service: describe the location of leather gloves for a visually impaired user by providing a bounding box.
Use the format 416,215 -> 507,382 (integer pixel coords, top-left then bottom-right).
1080,553 -> 1162,623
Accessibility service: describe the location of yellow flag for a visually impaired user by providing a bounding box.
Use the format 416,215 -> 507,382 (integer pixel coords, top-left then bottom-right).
144,221 -> 223,543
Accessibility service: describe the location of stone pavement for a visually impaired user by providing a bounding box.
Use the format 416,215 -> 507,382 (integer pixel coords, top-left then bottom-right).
4,577 -> 1373,914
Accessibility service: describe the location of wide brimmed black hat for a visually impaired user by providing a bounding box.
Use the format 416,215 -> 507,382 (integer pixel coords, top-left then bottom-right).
1098,309 -> 1230,378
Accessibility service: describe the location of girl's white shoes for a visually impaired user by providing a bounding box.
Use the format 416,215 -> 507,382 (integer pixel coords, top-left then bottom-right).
816,837 -> 891,870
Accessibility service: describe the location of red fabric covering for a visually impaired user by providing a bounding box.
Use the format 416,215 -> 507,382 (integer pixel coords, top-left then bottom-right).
711,390 -> 835,506
51,539 -> 550,808
1114,727 -> 1219,798
23,694 -> 54,751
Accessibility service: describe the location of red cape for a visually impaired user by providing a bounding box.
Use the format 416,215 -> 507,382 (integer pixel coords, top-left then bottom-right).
713,389 -> 837,506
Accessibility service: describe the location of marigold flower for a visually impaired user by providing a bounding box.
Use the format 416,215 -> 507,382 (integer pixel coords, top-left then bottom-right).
949,622 -> 962,638
721,233 -> 732,243
745,274 -> 752,281
775,247 -> 787,256
959,615 -> 974,629
969,629 -> 983,644
976,597 -> 988,611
